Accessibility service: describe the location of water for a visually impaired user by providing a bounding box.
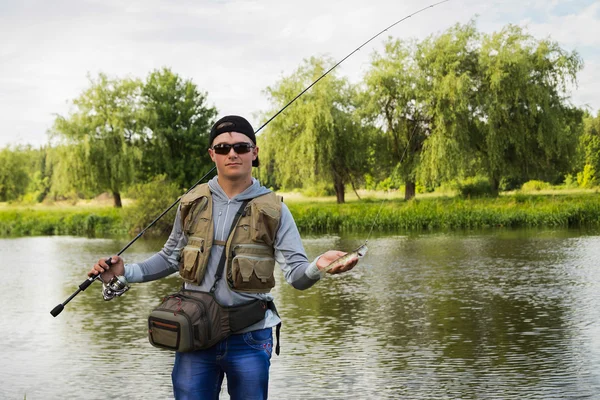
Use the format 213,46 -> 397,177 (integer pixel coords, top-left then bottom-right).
2,229 -> 600,399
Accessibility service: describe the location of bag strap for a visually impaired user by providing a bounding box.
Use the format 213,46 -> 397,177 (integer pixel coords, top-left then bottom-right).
209,200 -> 250,294
267,301 -> 282,355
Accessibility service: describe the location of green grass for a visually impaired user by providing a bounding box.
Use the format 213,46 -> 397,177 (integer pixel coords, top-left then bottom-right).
1,191 -> 599,237
0,206 -> 125,237
286,193 -> 600,233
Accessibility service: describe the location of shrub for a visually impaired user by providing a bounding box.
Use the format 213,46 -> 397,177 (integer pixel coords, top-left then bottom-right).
123,175 -> 182,235
455,177 -> 494,198
577,164 -> 597,189
301,182 -> 335,197
521,180 -> 551,192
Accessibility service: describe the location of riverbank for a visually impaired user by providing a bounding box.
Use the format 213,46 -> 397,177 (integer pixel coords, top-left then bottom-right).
2,190 -> 600,237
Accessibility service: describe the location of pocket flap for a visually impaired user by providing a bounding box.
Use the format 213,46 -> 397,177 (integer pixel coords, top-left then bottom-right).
183,248 -> 200,272
237,258 -> 255,282
253,259 -> 273,282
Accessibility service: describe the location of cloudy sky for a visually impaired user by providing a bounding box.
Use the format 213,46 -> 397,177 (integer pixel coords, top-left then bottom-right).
1,0 -> 598,148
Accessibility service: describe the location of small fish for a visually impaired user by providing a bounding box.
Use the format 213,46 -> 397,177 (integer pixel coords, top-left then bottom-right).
321,243 -> 368,277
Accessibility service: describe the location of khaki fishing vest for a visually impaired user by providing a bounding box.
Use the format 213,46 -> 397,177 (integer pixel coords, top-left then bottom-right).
178,183 -> 282,293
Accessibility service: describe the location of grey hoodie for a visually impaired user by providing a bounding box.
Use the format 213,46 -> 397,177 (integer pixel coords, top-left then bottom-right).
124,176 -> 322,331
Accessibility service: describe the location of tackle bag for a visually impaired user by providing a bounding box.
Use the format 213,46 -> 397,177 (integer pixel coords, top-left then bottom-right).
147,290 -> 271,352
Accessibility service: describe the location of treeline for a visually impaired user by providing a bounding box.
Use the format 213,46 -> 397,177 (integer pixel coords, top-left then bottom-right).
1,21 -> 599,207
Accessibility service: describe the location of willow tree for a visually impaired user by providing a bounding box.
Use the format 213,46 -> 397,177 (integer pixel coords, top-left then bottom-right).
51,73 -> 142,207
259,57 -> 367,203
417,22 -> 583,193
415,21 -> 481,190
475,25 -> 583,191
362,40 -> 426,199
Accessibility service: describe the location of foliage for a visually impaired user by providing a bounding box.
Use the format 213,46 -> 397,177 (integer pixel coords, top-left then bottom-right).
578,112 -> 600,182
286,193 -> 600,233
521,180 -> 551,192
416,21 -> 481,194
137,68 -> 217,188
0,206 -> 123,237
454,177 -> 494,198
360,20 -> 584,197
123,174 -> 182,235
0,146 -> 31,201
361,37 -> 427,200
577,164 -> 597,189
51,73 -> 143,207
3,192 -> 600,237
475,24 -> 584,190
259,56 -> 369,203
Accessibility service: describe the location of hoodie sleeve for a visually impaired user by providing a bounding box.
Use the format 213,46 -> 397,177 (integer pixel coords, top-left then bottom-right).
123,207 -> 184,283
274,203 -> 321,290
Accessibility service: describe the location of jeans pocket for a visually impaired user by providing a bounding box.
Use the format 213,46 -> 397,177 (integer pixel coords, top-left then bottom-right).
244,328 -> 273,356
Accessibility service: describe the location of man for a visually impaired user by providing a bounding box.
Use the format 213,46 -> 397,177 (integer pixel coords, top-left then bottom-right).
89,115 -> 358,399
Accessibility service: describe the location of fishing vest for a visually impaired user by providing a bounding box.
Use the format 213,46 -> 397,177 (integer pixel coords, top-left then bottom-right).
179,183 -> 282,293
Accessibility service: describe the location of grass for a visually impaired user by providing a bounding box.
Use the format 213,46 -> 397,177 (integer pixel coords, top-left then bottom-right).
1,189 -> 599,237
285,193 -> 600,233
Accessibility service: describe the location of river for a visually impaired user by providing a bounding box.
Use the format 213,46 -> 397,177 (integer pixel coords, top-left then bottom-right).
1,228 -> 600,399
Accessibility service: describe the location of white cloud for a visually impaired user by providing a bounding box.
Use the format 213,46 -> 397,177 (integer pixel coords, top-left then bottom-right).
0,0 -> 598,148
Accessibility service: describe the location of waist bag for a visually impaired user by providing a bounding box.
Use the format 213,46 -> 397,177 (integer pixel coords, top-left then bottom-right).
147,200 -> 281,354
148,290 -> 274,352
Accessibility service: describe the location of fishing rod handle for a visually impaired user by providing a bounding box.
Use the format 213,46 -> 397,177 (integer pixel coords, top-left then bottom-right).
79,257 -> 113,290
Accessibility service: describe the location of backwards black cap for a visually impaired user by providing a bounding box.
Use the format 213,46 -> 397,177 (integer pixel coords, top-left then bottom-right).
209,115 -> 259,167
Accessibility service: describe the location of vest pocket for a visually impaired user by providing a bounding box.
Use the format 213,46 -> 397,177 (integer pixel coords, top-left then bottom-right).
250,202 -> 280,245
230,244 -> 275,292
180,237 -> 208,282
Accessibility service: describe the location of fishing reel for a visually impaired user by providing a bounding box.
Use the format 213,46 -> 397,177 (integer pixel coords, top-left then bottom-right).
101,275 -> 130,301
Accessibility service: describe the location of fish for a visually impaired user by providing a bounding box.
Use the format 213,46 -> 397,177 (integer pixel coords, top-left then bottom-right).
321,242 -> 368,277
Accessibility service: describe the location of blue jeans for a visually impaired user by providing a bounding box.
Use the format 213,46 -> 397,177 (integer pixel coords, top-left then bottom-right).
172,328 -> 273,400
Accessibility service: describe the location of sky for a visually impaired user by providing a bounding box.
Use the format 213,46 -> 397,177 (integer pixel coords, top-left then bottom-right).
1,0 -> 599,148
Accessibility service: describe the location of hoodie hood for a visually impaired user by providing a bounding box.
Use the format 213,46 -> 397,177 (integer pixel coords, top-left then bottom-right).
207,176 -> 271,202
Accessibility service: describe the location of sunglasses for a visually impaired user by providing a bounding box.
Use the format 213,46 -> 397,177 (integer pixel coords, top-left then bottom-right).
211,142 -> 255,155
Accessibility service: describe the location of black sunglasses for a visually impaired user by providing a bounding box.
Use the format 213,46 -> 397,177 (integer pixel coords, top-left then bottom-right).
211,142 -> 255,155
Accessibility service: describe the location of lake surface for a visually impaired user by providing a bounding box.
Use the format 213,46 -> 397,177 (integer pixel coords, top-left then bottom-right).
2,228 -> 600,399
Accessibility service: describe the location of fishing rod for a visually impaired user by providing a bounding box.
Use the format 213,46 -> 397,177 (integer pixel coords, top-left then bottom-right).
50,0 -> 449,316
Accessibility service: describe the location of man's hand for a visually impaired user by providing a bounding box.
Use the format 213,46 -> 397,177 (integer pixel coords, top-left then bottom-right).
87,256 -> 125,282
316,250 -> 359,275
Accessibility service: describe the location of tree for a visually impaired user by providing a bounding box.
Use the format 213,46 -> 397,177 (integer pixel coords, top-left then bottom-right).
51,73 -> 143,207
362,35 -> 451,200
260,57 -> 368,203
415,21 -> 481,191
367,21 -> 584,195
138,68 -> 217,188
474,25 -> 583,191
0,146 -> 30,201
577,111 -> 600,187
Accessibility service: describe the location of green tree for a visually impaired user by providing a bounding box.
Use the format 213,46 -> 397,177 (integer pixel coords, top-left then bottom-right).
138,68 -> 218,188
0,146 -> 30,201
415,21 -> 481,191
362,28 -> 479,200
260,57 -> 368,203
51,73 -> 143,207
577,111 -> 600,187
474,25 -> 583,191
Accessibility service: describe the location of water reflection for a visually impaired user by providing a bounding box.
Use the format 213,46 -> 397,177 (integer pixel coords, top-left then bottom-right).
1,230 -> 600,399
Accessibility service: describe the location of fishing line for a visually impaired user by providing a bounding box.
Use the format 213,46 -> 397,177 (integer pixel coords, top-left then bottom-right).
255,0 -> 450,134
51,0 -> 450,315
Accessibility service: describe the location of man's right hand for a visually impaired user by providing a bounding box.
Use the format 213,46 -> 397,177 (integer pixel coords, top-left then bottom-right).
88,256 -> 125,282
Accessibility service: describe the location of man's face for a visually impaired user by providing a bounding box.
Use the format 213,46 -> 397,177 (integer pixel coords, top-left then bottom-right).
208,131 -> 258,180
